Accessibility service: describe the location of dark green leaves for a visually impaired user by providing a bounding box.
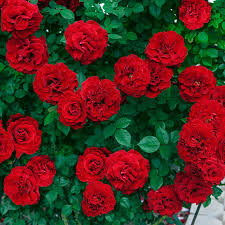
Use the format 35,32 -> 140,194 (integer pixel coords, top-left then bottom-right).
197,32 -> 208,44
62,205 -> 73,217
60,8 -> 75,20
150,169 -> 163,190
156,127 -> 169,144
138,136 -> 160,153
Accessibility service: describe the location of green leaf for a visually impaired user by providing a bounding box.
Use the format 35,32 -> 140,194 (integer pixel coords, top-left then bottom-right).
138,136 -> 160,153
127,32 -> 138,41
62,205 -> 73,217
170,130 -> 180,144
160,145 -> 173,160
203,196 -> 211,208
120,197 -> 130,208
154,0 -> 166,7
44,111 -> 58,126
46,190 -> 58,203
115,129 -> 131,147
109,34 -> 122,40
133,3 -> 144,13
60,8 -> 75,20
150,169 -> 163,190
207,48 -> 218,58
156,127 -> 169,144
57,121 -> 70,136
103,125 -> 116,139
149,4 -> 161,18
172,214 -> 183,225
197,32 -> 208,44
115,118 -> 131,129
30,0 -> 38,4
213,186 -> 223,199
15,89 -> 26,98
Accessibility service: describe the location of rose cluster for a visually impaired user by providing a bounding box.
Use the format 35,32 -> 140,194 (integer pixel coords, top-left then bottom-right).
0,114 -> 42,161
114,31 -> 187,99
4,155 -> 56,206
33,65 -> 121,129
75,148 -> 150,217
1,0 -> 49,74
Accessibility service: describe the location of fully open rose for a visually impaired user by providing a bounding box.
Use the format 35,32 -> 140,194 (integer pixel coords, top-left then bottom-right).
65,20 -> 108,65
76,147 -> 111,182
27,155 -> 56,187
33,63 -> 78,105
1,0 -> 43,39
7,114 -> 42,159
81,181 -> 116,217
106,150 -> 150,194
4,166 -> 40,206
179,0 -> 211,30
6,35 -> 49,74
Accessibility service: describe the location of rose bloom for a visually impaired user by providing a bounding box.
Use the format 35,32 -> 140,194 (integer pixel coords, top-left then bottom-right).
76,147 -> 111,182
114,54 -> 150,97
174,172 -> 213,204
7,114 -> 42,159
55,0 -> 80,12
188,100 -> 225,136
147,185 -> 183,217
106,150 -> 150,194
1,0 -> 43,39
217,132 -> 225,163
33,63 -> 78,105
6,35 -> 49,75
177,119 -> 218,162
185,159 -> 225,185
145,31 -> 188,67
211,86 -> 225,107
178,66 -> 216,102
81,181 -> 116,217
0,120 -> 14,163
179,0 -> 211,30
57,90 -> 87,130
4,166 -> 40,206
0,0 -> 7,7
27,155 -> 56,187
81,76 -> 121,121
145,60 -> 173,98
65,20 -> 108,65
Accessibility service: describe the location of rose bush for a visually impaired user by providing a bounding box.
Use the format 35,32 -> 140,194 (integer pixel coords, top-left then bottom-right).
0,0 -> 224,224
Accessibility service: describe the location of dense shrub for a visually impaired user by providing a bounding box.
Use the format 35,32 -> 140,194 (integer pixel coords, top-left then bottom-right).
0,0 -> 225,224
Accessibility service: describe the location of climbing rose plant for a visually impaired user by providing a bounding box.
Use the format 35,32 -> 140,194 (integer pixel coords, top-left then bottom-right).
0,0 -> 225,224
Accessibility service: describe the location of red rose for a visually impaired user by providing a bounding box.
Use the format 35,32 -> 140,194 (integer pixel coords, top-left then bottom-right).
7,114 -> 42,159
4,166 -> 40,206
174,172 -> 213,204
76,147 -> 111,182
0,120 -> 14,163
178,66 -> 216,102
106,150 -> 150,194
65,20 -> 108,65
33,63 -> 78,105
188,100 -> 225,136
179,0 -> 211,30
177,119 -> 218,162
0,0 -> 7,7
114,54 -> 150,97
6,35 -> 49,75
145,60 -> 173,98
185,159 -> 225,185
145,31 -> 188,67
81,76 -> 121,121
1,0 -> 43,39
211,86 -> 225,107
81,181 -> 116,217
57,90 -> 87,130
217,133 -> 225,163
55,0 -> 80,12
26,155 -> 56,187
147,185 -> 183,217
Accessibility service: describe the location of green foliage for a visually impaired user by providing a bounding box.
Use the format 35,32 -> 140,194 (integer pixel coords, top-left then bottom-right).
0,0 -> 224,224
